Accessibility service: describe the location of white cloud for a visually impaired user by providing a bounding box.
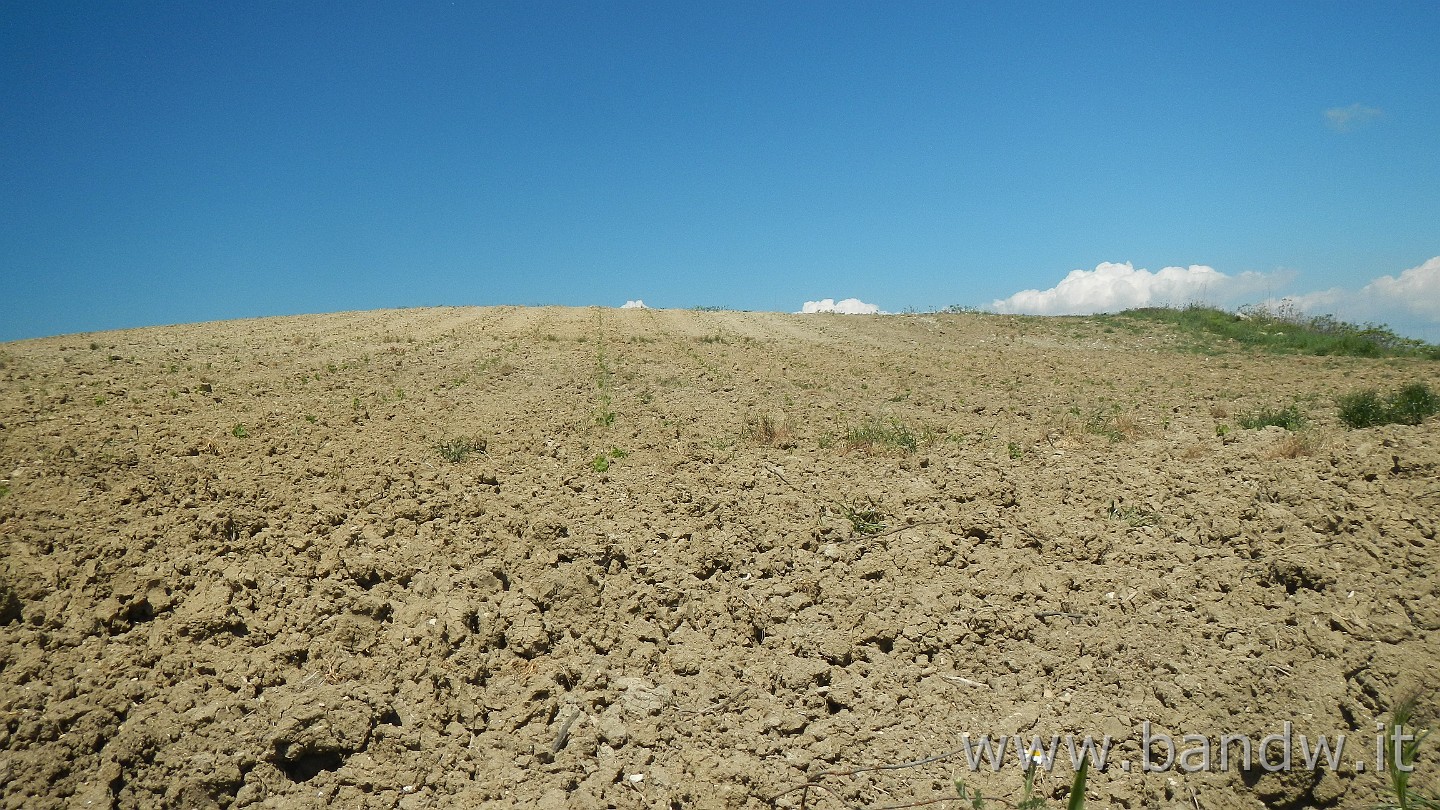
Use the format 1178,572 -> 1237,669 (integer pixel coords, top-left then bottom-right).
619,299 -> 647,309
990,262 -> 1273,315
1287,256 -> 1440,323
799,297 -> 882,315
1324,103 -> 1381,132
1359,257 -> 1440,319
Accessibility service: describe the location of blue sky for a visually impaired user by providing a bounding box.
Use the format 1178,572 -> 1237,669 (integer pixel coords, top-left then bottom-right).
4,1 -> 1438,341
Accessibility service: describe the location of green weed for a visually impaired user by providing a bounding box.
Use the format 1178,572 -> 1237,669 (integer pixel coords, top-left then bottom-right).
840,499 -> 887,536
1238,403 -> 1307,431
1071,403 -> 1138,443
231,424 -> 249,439
437,437 -> 486,463
1339,382 -> 1440,429
1110,303 -> 1439,358
951,752 -> 1091,810
1107,500 -> 1156,527
846,418 -> 926,453
1377,694 -> 1439,810
594,398 -> 617,427
591,447 -> 627,473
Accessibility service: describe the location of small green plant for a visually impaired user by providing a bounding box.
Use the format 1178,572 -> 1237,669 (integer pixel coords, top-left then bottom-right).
952,752 -> 1090,810
437,437 -> 486,463
1008,442 -> 1023,459
1377,694 -> 1438,810
1390,383 -> 1440,425
840,498 -> 887,536
0,483 -> 10,499
1107,500 -> 1156,527
1340,382 -> 1440,429
231,424 -> 249,438
1216,423 -> 1231,438
590,448 -> 626,473
1079,403 -> 1138,442
304,414 -> 318,424
846,418 -> 924,453
1238,403 -> 1307,431
594,398 -> 617,427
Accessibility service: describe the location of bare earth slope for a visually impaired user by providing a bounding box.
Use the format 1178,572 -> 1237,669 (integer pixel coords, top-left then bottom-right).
1,306 -> 1436,809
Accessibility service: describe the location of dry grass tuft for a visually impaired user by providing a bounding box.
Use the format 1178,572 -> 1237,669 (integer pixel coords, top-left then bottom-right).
747,413 -> 794,448
1267,432 -> 1320,459
1180,443 -> 1209,459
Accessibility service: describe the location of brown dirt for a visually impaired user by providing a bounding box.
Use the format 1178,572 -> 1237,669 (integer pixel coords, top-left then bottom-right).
1,306 -> 1437,809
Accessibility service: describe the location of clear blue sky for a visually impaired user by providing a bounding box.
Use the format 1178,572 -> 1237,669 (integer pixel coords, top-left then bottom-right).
4,1 -> 1438,341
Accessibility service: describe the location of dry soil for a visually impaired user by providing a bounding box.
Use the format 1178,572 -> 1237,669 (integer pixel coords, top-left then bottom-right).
1,307 -> 1437,809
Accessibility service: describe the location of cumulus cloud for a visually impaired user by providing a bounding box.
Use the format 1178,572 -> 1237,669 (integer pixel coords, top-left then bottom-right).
1360,257 -> 1440,318
619,299 -> 647,309
990,262 -> 1273,315
1288,256 -> 1440,323
799,297 -> 882,315
992,257 -> 1440,341
1324,103 -> 1381,132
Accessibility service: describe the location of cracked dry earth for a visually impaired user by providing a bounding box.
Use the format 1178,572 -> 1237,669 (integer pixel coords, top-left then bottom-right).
1,306 -> 1437,810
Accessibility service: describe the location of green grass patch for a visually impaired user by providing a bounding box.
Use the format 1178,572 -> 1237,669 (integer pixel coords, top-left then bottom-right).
1238,403 -> 1307,431
1338,382 -> 1440,429
1109,303 -> 1439,358
845,418 -> 927,453
1070,402 -> 1139,443
437,437 -> 487,463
